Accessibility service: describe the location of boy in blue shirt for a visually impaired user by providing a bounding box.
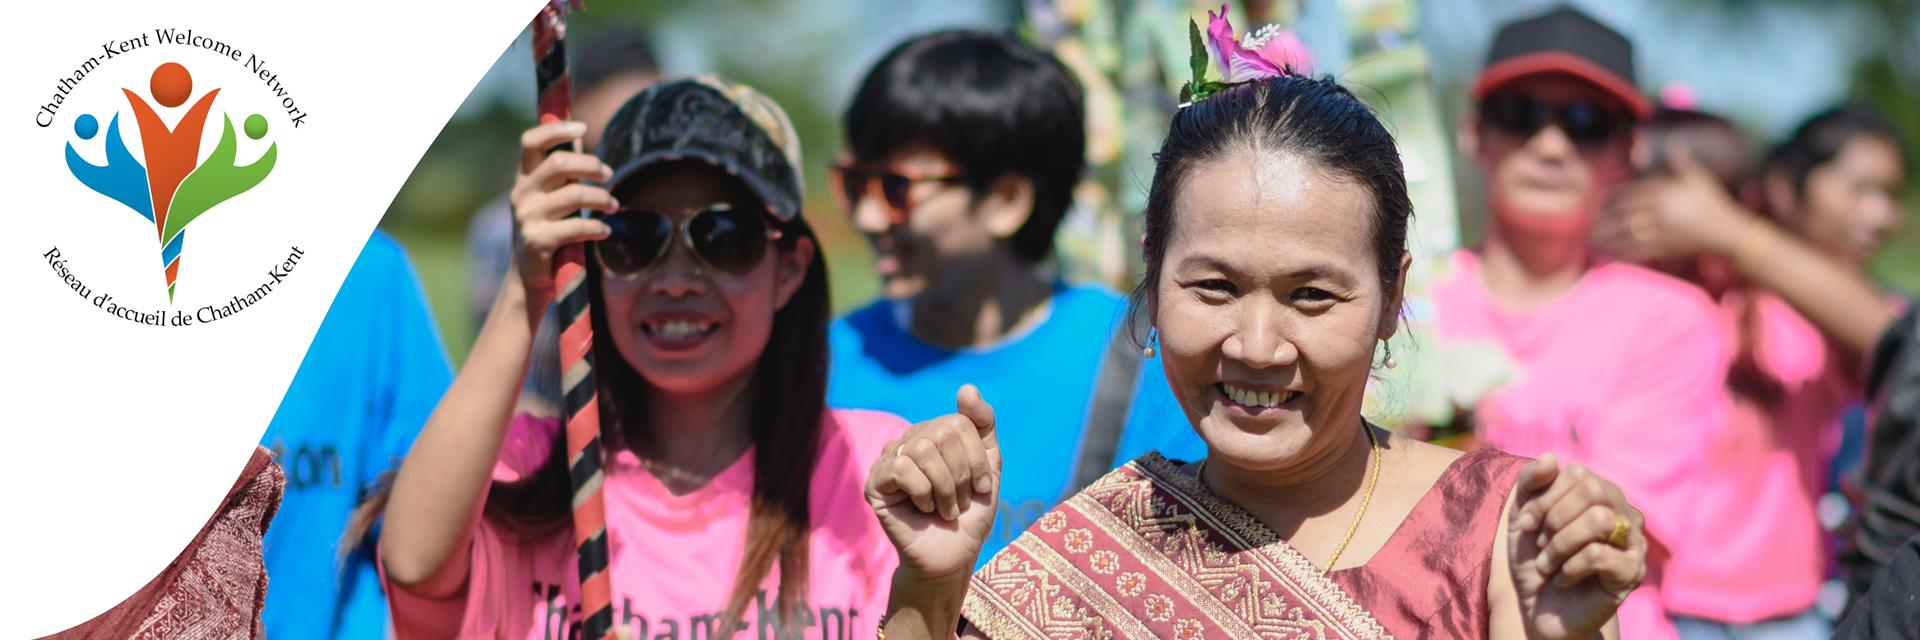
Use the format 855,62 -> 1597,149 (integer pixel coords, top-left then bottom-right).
829,31 -> 1198,565
259,230 -> 452,639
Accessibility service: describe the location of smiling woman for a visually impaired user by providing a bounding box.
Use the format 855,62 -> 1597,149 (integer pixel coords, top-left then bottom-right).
867,71 -> 1653,640
1137,87 -> 1411,474
374,77 -> 911,640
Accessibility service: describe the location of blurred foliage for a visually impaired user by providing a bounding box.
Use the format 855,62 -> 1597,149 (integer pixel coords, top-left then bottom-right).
1691,0 -> 1920,292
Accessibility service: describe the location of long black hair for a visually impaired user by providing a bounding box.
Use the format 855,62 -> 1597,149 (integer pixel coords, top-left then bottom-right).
1764,104 -> 1908,200
1127,74 -> 1412,335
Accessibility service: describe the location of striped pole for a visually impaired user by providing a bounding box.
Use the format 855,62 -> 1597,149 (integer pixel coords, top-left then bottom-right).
531,3 -> 614,639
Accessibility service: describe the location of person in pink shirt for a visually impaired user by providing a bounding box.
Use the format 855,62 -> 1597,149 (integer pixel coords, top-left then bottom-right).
1597,106 -> 1910,638
375,77 -> 909,640
1427,8 -> 1734,639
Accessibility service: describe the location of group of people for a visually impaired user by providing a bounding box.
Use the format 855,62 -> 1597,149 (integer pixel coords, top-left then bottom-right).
79,4 -> 1917,640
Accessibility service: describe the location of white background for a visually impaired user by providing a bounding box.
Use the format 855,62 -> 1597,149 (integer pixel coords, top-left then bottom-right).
0,1 -> 543,635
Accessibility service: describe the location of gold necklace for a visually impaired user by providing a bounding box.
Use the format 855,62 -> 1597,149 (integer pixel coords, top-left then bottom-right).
1197,424 -> 1382,573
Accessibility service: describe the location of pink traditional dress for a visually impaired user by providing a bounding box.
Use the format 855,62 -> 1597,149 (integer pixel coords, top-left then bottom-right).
962,448 -> 1529,639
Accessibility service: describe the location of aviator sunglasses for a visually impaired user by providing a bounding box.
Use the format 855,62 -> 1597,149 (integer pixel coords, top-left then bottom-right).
829,160 -> 966,226
1480,95 -> 1630,149
594,203 -> 783,277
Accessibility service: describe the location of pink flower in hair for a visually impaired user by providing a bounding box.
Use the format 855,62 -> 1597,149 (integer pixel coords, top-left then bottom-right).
1204,5 -> 1286,83
1243,24 -> 1312,75
1182,3 -> 1305,105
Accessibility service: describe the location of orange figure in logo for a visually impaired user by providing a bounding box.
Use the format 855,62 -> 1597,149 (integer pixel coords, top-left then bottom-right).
124,62 -> 219,243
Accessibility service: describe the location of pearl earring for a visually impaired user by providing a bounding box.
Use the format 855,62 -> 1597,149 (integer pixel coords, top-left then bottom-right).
1382,341 -> 1397,369
1142,329 -> 1158,358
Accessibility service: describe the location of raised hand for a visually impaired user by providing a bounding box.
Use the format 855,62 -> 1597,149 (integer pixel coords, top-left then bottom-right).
1596,142 -> 1754,264
510,120 -> 619,308
867,385 -> 1001,581
1507,454 -> 1647,640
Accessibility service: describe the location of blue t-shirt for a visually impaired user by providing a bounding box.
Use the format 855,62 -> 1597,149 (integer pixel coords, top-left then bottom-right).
260,231 -> 453,640
1114,363 -> 1207,464
828,283 -> 1196,565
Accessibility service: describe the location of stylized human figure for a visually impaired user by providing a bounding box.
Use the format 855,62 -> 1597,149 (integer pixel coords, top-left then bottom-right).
169,113 -> 275,243
66,62 -> 274,300
160,113 -> 277,298
65,113 -> 153,223
124,62 -> 218,243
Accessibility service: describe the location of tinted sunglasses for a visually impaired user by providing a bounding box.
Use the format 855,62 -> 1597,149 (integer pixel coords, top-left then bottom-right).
1480,96 -> 1630,148
829,161 -> 965,226
594,203 -> 782,277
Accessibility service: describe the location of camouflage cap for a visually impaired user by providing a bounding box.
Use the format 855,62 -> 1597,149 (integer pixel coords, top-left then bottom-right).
598,75 -> 805,220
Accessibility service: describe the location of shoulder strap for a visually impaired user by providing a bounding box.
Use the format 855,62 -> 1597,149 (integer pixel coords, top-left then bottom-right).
1064,317 -> 1144,497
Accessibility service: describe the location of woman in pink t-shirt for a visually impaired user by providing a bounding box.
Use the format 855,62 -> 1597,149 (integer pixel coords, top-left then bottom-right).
375,78 -> 908,640
1599,106 -> 1908,637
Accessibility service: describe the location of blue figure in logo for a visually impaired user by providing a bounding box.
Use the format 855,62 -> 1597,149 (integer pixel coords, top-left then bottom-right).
65,113 -> 154,223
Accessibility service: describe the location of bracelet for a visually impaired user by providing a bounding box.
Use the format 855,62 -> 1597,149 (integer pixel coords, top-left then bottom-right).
1733,217 -> 1776,266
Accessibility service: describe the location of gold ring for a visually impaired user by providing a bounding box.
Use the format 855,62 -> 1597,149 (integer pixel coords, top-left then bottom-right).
1606,513 -> 1632,548
1628,213 -> 1654,244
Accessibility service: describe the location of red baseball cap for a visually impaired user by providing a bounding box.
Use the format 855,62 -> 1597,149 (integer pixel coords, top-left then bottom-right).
1471,7 -> 1650,120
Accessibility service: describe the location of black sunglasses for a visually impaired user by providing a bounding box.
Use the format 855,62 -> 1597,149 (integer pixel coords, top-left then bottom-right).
594,203 -> 783,277
1480,96 -> 1630,148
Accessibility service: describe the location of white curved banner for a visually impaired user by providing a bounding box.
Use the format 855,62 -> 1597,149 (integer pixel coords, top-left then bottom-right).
0,1 -> 544,635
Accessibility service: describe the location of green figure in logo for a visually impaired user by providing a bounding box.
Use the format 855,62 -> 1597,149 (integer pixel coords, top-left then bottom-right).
166,113 -> 277,250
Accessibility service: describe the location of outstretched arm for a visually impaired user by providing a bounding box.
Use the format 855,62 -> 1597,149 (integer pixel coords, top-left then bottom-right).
379,121 -> 615,597
1597,145 -> 1896,355
377,267 -> 543,597
1719,219 -> 1895,356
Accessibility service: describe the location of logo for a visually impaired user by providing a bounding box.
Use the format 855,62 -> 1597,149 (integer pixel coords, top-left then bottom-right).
64,61 -> 277,302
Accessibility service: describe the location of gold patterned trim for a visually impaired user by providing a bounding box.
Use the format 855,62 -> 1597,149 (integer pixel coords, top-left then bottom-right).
1132,453 -> 1392,640
965,453 -> 1394,640
962,570 -> 1045,640
1069,489 -> 1264,638
1020,533 -> 1161,640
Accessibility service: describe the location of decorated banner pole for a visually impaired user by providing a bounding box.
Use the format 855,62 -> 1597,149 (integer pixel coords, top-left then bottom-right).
531,2 -> 615,638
